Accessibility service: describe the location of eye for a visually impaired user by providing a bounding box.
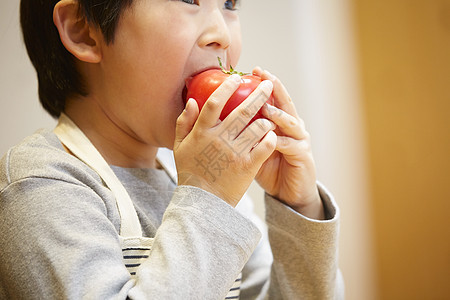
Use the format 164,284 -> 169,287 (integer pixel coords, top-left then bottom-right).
224,0 -> 240,11
180,0 -> 197,4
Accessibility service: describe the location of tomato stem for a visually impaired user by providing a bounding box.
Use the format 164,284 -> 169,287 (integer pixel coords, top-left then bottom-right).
218,57 -> 249,76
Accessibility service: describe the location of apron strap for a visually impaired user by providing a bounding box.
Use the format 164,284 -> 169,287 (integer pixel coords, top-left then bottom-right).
54,113 -> 143,238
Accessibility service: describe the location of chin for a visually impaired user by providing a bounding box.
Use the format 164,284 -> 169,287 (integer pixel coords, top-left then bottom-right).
157,130 -> 176,151
161,143 -> 174,151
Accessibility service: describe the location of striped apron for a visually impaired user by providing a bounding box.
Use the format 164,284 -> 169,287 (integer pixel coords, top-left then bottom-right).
54,113 -> 241,299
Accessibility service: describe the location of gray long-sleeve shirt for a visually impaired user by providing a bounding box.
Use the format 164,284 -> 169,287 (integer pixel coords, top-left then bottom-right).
0,129 -> 344,299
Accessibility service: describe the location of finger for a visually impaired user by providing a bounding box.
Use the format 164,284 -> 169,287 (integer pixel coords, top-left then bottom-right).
250,130 -> 277,164
276,136 -> 312,166
174,98 -> 199,149
196,74 -> 241,128
252,66 -> 263,77
261,103 -> 307,139
260,70 -> 299,119
222,80 -> 273,137
232,118 -> 276,154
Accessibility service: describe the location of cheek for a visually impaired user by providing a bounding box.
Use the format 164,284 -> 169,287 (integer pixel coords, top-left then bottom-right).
229,26 -> 242,66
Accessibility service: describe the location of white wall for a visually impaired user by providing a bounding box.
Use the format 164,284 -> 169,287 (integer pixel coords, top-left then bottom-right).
1,1 -> 376,299
239,1 -> 377,299
0,1 -> 56,155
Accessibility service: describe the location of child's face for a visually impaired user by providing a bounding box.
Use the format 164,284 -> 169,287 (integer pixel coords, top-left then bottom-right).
96,0 -> 242,149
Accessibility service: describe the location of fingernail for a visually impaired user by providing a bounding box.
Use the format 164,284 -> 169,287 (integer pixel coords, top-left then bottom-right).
230,73 -> 241,83
263,103 -> 277,119
253,66 -> 262,75
271,122 -> 277,131
261,119 -> 276,132
260,80 -> 273,96
264,103 -> 275,111
185,98 -> 194,111
265,119 -> 276,130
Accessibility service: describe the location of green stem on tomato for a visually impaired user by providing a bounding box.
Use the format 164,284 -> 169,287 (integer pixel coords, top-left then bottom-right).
218,57 -> 249,76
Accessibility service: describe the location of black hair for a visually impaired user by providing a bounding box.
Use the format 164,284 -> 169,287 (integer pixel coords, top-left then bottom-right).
20,0 -> 133,118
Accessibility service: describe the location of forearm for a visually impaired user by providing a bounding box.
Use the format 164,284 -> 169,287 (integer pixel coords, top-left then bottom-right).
130,186 -> 262,299
264,183 -> 343,300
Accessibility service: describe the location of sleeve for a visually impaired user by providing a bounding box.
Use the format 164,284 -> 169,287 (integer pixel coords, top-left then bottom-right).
129,185 -> 262,299
238,182 -> 345,300
0,177 -> 132,299
0,178 -> 262,300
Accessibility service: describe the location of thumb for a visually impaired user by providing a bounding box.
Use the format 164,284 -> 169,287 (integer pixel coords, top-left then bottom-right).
174,98 -> 199,150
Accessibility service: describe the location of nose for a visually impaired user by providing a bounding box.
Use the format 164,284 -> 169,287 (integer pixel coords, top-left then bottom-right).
197,9 -> 231,50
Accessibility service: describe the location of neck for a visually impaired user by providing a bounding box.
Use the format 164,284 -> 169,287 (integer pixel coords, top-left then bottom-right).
64,96 -> 158,169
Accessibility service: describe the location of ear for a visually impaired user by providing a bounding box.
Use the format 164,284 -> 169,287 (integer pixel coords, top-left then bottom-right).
53,0 -> 102,63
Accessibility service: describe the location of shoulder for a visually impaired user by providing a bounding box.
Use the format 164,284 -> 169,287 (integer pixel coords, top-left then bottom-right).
0,129 -> 120,232
0,129 -> 102,192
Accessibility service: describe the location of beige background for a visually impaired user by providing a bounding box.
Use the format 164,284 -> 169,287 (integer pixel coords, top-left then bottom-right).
3,0 -> 449,299
353,0 -> 450,299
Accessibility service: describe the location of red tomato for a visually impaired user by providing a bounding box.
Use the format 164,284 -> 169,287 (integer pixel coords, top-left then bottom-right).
184,69 -> 274,123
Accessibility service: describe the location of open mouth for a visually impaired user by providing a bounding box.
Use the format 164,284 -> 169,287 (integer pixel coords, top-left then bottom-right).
181,85 -> 188,104
181,74 -> 197,104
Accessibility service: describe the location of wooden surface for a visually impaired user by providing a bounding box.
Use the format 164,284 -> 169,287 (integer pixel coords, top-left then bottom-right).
352,0 -> 450,299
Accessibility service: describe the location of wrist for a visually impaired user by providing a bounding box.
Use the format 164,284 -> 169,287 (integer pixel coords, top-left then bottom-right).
177,172 -> 240,207
289,191 -> 325,220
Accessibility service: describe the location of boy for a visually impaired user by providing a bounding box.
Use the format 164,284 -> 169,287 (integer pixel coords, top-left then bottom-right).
0,0 -> 344,299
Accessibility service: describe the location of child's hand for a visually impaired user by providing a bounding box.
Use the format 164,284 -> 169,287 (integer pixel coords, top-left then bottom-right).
253,68 -> 325,220
173,74 -> 277,207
